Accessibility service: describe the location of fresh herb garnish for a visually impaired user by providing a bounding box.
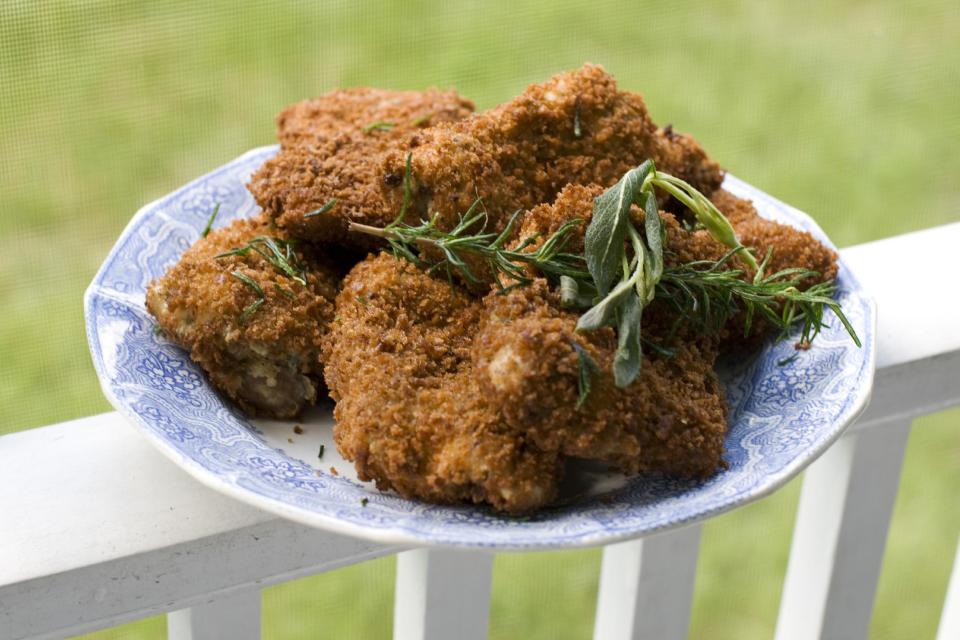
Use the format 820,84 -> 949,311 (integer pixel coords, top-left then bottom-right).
273,283 -> 296,300
304,199 -> 338,219
318,444 -> 325,459
777,354 -> 800,367
230,271 -> 265,322
202,203 -> 221,238
361,497 -> 369,507
216,236 -> 308,286
364,121 -> 396,133
571,340 -> 600,409
350,204 -> 587,291
411,114 -> 432,127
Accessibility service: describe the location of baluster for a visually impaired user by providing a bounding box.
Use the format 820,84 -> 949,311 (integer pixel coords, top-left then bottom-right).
775,419 -> 912,640
167,587 -> 261,640
936,536 -> 960,640
593,523 -> 703,640
393,548 -> 494,640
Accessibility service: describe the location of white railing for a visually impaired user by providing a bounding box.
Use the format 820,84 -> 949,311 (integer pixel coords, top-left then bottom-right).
2,222 -> 959,640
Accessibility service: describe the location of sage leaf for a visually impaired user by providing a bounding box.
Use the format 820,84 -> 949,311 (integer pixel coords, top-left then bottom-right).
642,190 -> 664,286
613,294 -> 643,387
576,276 -> 636,330
585,160 -> 653,295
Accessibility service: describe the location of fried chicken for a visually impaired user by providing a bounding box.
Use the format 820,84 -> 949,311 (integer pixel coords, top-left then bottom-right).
322,254 -> 562,513
473,281 -> 728,478
145,214 -> 340,418
379,63 -> 723,238
247,88 -> 474,246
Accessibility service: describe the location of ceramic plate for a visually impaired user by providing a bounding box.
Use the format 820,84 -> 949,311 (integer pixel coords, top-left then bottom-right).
84,146 -> 876,549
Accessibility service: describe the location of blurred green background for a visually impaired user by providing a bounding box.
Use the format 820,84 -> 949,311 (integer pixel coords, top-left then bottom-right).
1,1 -> 957,638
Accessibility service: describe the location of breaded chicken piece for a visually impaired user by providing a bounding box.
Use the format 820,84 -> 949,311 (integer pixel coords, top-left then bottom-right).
247,89 -> 474,245
323,255 -> 562,513
473,282 -> 728,478
379,64 -> 723,237
146,214 -> 340,418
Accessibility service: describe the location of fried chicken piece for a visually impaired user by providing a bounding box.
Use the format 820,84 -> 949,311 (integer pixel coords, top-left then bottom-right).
145,214 -> 340,418
322,254 -> 561,513
473,282 -> 728,478
247,89 -> 474,245
380,63 -> 723,237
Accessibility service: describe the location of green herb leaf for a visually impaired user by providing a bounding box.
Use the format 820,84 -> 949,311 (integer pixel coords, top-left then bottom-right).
363,121 -> 396,133
584,160 -> 653,295
202,203 -> 221,238
613,294 -> 643,387
304,199 -> 338,218
273,283 -> 296,300
571,340 -> 600,409
230,270 -> 266,323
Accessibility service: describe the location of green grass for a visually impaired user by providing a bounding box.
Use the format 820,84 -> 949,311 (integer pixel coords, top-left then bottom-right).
1,1 -> 957,638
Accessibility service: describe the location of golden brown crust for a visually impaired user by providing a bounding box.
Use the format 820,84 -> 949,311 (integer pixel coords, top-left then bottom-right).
473,282 -> 728,478
322,255 -> 561,513
381,64 -> 723,237
246,89 -> 474,246
145,214 -> 340,418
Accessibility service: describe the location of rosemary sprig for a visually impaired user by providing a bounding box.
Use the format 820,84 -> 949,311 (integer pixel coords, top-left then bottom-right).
656,247 -> 860,348
215,236 -> 308,286
202,203 -> 221,238
364,121 -> 396,133
304,199 -> 338,218
230,271 -> 265,323
349,204 -> 588,291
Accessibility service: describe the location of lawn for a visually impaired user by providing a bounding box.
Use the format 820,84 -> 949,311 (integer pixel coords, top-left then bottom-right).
1,1 -> 957,638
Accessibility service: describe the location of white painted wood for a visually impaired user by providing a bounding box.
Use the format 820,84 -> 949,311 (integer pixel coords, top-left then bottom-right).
841,221 -> 960,370
168,588 -> 261,640
937,537 -> 960,640
774,419 -> 912,640
393,548 -> 494,640
593,523 -> 702,640
0,413 -> 399,640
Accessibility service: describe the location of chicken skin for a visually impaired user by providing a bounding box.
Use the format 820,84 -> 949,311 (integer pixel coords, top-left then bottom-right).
247,88 -> 474,246
146,214 -> 340,418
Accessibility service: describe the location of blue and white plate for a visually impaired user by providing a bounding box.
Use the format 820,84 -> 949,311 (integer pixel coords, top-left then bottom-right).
84,147 -> 876,549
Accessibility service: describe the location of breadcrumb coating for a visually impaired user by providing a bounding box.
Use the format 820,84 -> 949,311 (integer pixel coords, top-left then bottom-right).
322,255 -> 561,513
247,88 -> 474,245
380,63 -> 723,238
145,215 -> 340,418
473,282 -> 728,478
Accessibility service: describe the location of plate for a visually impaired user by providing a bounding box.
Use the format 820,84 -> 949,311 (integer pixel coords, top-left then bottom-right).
84,146 -> 876,549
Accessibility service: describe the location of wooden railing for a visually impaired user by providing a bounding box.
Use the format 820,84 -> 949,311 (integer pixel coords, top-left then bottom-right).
2,222 -> 959,640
